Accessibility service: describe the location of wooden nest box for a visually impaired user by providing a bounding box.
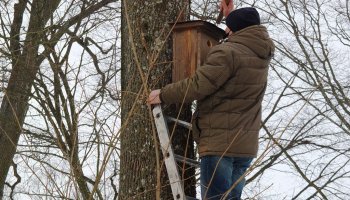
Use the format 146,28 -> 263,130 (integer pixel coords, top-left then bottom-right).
171,20 -> 226,82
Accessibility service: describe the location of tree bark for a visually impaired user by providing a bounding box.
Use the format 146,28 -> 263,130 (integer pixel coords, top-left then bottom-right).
119,0 -> 194,199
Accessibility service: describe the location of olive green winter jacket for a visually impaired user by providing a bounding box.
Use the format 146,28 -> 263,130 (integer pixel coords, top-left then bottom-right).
160,25 -> 275,157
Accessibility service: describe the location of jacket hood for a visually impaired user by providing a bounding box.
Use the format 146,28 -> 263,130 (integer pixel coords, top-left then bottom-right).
228,25 -> 275,59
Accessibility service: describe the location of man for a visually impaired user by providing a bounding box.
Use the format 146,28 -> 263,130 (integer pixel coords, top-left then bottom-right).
148,0 -> 275,199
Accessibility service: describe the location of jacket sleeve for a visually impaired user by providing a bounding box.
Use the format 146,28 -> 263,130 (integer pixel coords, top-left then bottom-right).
160,45 -> 234,104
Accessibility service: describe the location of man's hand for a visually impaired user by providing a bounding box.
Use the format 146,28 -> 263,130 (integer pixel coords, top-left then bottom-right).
220,0 -> 234,18
147,89 -> 161,105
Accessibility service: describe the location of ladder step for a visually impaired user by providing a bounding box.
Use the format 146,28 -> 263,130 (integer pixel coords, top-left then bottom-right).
186,196 -> 199,200
174,154 -> 200,168
166,116 -> 192,130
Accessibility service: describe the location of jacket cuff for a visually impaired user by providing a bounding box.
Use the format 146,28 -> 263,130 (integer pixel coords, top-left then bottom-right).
159,88 -> 165,104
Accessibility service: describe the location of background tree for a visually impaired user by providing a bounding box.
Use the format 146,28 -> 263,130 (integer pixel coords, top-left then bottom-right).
225,0 -> 349,199
0,0 -> 119,199
190,0 -> 350,199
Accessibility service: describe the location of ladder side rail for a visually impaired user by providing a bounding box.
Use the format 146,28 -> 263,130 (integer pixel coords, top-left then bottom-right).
153,105 -> 186,200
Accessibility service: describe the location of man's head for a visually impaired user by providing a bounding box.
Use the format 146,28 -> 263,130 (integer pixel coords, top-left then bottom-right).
226,7 -> 260,32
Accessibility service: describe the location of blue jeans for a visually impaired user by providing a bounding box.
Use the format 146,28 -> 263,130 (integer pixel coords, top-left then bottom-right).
200,156 -> 253,200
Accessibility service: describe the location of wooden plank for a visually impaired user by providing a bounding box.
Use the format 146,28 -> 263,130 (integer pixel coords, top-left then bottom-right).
171,20 -> 225,40
198,32 -> 221,66
172,20 -> 225,81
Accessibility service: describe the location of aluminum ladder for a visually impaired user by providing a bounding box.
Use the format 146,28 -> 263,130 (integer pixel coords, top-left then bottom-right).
152,105 -> 199,200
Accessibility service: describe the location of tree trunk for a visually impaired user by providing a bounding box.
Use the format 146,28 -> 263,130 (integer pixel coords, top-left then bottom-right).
119,0 -> 194,199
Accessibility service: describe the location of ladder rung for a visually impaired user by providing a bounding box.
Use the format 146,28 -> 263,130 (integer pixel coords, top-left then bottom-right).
186,196 -> 199,200
174,154 -> 200,168
166,116 -> 192,130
